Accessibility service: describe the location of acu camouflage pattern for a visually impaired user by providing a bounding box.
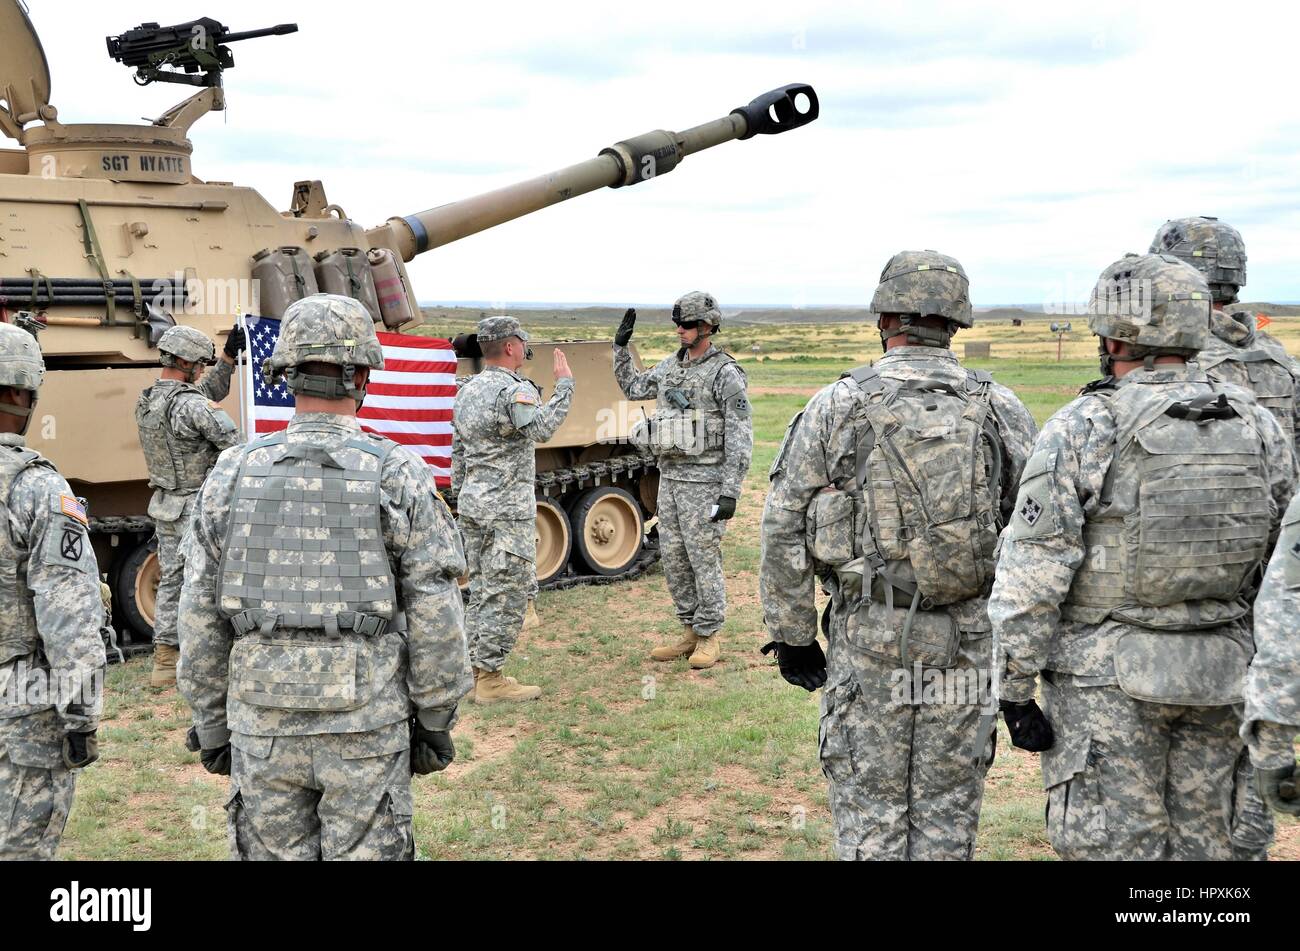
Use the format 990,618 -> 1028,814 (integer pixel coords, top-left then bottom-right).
475,315 -> 529,343
451,365 -> 574,521
0,434 -> 107,860
460,515 -> 535,670
869,251 -> 973,327
1087,253 -> 1211,358
1243,491 -> 1300,768
156,324 -> 216,366
1149,216 -> 1248,302
136,359 -> 238,649
0,323 -> 44,391
265,294 -> 385,380
615,341 -> 752,639
1197,309 -> 1300,456
179,412 -> 471,747
673,291 -> 722,327
760,345 -> 1037,859
226,721 -> 414,860
990,365 -> 1295,861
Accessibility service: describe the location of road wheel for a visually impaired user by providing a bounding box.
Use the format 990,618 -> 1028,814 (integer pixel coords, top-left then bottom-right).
535,496 -> 573,586
570,485 -> 644,576
115,539 -> 158,641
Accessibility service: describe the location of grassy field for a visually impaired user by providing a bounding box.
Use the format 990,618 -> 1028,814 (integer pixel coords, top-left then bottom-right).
68,314 -> 1300,860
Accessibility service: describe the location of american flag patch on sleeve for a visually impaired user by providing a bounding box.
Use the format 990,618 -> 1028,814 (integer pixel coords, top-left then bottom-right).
60,494 -> 88,525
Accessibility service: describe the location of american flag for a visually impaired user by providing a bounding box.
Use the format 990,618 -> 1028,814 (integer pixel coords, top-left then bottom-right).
243,315 -> 456,486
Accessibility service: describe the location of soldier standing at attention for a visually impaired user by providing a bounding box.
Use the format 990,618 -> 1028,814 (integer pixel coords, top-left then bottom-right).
759,252 -> 1037,860
1149,216 -> 1300,861
0,323 -> 106,859
1242,489 -> 1300,821
990,254 -> 1295,861
453,317 -> 573,702
613,293 -> 752,669
178,295 -> 471,860
136,322 -> 245,687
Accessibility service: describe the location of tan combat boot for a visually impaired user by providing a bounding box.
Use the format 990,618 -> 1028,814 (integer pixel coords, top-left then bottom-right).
688,634 -> 721,669
522,600 -> 541,631
474,668 -> 542,703
150,643 -> 179,688
650,626 -> 698,662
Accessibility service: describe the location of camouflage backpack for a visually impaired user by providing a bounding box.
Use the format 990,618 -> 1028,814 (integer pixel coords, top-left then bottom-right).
845,365 -> 1005,615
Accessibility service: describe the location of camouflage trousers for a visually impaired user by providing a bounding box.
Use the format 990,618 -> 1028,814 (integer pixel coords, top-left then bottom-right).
819,645 -> 993,860
0,718 -> 76,860
657,478 -> 728,638
152,494 -> 197,649
1040,676 -> 1240,861
461,515 -> 535,672
1231,746 -> 1274,861
226,722 -> 414,861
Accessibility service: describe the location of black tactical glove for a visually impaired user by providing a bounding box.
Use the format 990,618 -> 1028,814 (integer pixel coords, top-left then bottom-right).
614,308 -> 637,347
710,496 -> 737,522
223,324 -> 247,359
410,721 -> 456,775
186,725 -> 231,775
62,729 -> 99,770
1000,699 -> 1054,752
185,725 -> 201,752
1257,764 -> 1300,817
760,640 -> 827,692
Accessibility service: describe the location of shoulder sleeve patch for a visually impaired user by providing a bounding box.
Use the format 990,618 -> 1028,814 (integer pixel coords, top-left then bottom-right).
59,494 -> 88,526
514,390 -> 539,405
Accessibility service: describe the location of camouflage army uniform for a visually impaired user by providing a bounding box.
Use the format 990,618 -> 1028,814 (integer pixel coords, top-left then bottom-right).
991,256 -> 1296,861
1150,217 -> 1297,859
451,324 -> 573,672
178,297 -> 470,861
614,334 -> 752,641
1242,491 -> 1300,770
0,325 -> 106,860
136,336 -> 238,650
761,253 -> 1036,860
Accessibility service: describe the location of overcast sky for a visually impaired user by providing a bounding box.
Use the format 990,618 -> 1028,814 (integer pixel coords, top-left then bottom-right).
15,0 -> 1300,307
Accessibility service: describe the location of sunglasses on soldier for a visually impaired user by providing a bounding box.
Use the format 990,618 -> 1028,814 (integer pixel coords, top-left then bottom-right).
673,317 -> 704,330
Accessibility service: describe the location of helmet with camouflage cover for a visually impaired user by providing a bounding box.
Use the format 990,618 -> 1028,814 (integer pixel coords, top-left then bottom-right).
0,322 -> 45,436
672,291 -> 722,330
1088,253 -> 1210,373
157,325 -> 217,369
1148,217 -> 1246,304
264,294 -> 385,405
870,250 -> 972,348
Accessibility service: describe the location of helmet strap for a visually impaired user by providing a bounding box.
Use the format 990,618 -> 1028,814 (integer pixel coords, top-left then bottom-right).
0,396 -> 36,436
879,316 -> 953,351
284,365 -> 368,408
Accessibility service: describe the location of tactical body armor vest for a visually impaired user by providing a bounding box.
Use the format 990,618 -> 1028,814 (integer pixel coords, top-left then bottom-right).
1197,335 -> 1297,445
1062,381 -> 1271,631
646,349 -> 738,465
135,381 -> 223,493
809,364 -> 1006,665
0,444 -> 53,665
218,430 -> 406,715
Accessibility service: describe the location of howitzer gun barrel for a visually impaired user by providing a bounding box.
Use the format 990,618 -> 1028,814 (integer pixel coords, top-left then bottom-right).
369,84 -> 818,262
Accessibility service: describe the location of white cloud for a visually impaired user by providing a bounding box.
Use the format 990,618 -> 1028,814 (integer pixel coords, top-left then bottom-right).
9,0 -> 1299,306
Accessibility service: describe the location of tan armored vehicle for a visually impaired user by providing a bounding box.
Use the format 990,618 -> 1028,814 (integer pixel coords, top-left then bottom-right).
0,1 -> 818,645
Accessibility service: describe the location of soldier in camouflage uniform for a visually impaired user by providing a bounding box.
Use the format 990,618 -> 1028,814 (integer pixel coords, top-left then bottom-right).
136,323 -> 245,687
178,295 -> 470,860
1149,217 -> 1298,861
0,323 -> 106,860
613,293 -> 752,669
452,316 -> 573,702
1242,490 -> 1300,819
760,252 -> 1037,860
990,253 -> 1296,861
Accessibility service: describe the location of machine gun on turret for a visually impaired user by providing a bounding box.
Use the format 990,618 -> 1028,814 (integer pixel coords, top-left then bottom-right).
107,18 -> 299,87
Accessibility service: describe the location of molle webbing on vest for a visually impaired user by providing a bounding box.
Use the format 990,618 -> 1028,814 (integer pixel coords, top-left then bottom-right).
218,432 -> 399,637
1062,385 -> 1271,627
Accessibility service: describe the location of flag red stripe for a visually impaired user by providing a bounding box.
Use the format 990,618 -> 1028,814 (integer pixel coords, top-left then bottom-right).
380,358 -> 459,374
377,333 -> 452,349
367,382 -> 458,397
358,407 -> 453,422
359,429 -> 453,447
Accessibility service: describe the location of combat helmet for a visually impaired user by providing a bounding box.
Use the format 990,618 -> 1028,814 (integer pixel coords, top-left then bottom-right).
1088,253 -> 1210,374
157,325 -> 217,378
672,291 -> 722,331
1148,217 -> 1246,305
264,294 -> 384,405
870,250 -> 972,349
0,322 -> 45,436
